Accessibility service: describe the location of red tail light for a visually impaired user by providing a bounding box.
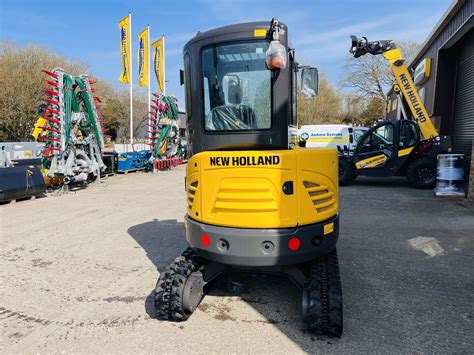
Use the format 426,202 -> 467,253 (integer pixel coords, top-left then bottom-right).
288,237 -> 300,251
201,234 -> 211,247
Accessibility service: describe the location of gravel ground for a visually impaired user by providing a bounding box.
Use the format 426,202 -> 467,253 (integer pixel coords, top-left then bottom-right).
1,166 -> 473,354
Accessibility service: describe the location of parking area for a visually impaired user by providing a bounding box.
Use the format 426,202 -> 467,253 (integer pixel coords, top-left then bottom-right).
1,167 -> 473,353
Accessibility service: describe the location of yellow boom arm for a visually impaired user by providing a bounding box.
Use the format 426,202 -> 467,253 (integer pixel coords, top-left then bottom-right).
383,48 -> 438,140
349,36 -> 439,141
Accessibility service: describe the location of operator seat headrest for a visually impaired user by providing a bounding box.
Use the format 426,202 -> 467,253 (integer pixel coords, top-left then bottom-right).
228,80 -> 242,105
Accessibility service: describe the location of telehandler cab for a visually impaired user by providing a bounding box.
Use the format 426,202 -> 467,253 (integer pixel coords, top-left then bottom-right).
154,19 -> 343,337
338,36 -> 450,188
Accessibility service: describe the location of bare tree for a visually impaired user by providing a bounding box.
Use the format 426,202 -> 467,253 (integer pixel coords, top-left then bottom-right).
0,43 -> 86,141
297,76 -> 342,126
341,41 -> 422,101
0,42 -> 147,142
339,93 -> 365,125
339,41 -> 421,126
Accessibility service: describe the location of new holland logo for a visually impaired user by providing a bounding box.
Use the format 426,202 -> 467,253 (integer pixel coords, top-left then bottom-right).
210,155 -> 280,167
399,73 -> 428,123
120,26 -> 127,79
358,155 -> 387,168
138,38 -> 144,79
154,47 -> 161,79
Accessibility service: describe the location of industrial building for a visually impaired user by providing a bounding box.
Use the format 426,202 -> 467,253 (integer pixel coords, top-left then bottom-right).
386,0 -> 473,197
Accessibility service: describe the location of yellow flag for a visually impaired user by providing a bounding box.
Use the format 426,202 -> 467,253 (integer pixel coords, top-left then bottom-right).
118,15 -> 130,83
138,27 -> 149,87
151,37 -> 164,92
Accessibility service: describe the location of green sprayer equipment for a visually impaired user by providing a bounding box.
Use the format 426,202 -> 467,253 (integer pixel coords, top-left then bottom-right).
38,68 -> 106,186
147,93 -> 184,170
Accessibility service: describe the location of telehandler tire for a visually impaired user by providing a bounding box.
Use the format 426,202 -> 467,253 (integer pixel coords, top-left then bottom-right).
338,157 -> 355,186
406,157 -> 436,189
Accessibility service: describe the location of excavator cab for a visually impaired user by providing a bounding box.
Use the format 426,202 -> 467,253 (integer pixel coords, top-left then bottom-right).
154,19 -> 343,337
183,19 -> 307,154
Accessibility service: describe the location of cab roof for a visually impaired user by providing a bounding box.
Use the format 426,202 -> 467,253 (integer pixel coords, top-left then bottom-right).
184,20 -> 287,47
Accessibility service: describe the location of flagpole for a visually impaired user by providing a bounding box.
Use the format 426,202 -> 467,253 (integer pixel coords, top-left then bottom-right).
129,12 -> 134,149
163,35 -> 166,95
147,25 -> 151,142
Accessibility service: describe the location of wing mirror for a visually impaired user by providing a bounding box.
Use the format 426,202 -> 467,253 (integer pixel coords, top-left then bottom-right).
300,67 -> 319,98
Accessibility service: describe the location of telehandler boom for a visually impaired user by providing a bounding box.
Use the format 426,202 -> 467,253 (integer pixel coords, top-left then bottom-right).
338,36 -> 450,188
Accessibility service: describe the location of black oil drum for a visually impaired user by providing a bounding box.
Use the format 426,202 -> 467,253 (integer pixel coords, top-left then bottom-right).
434,154 -> 465,197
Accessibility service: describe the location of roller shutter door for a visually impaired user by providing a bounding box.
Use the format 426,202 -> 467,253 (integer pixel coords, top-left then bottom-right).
452,29 -> 474,171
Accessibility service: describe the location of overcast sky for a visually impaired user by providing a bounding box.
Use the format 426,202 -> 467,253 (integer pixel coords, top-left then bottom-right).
0,0 -> 451,106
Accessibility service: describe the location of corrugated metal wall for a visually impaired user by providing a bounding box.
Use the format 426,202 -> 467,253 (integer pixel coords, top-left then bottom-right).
414,0 -> 474,116
452,29 -> 474,170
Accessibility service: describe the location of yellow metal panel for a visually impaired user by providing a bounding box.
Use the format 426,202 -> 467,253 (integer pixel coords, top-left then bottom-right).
32,116 -> 46,140
324,222 -> 335,235
198,150 -> 298,228
398,147 -> 414,157
296,148 -> 338,225
382,47 -> 402,62
254,29 -> 267,37
188,148 -> 339,229
414,58 -> 431,85
186,155 -> 202,221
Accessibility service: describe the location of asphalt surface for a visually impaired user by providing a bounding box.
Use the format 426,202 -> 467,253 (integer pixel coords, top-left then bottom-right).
1,167 -> 473,353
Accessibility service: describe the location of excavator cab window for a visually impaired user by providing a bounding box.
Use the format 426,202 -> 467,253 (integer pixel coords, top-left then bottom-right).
201,41 -> 271,132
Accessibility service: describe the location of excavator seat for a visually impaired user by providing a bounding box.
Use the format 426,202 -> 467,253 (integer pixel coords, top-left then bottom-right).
205,79 -> 256,130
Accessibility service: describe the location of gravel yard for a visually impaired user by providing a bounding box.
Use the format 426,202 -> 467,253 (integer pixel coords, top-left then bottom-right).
1,167 -> 473,353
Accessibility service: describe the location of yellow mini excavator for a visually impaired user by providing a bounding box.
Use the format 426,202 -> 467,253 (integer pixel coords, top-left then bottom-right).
154,18 -> 343,337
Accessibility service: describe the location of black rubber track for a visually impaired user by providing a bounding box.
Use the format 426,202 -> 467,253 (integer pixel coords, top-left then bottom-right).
303,248 -> 343,337
154,248 -> 203,321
